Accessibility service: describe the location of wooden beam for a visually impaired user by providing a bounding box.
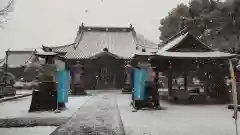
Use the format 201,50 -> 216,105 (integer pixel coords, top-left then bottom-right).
184,72 -> 188,91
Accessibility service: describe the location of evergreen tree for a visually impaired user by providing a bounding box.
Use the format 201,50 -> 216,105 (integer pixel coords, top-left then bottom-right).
159,0 -> 240,51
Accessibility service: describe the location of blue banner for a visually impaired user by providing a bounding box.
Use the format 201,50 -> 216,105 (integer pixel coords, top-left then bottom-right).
57,70 -> 70,103
133,68 -> 147,101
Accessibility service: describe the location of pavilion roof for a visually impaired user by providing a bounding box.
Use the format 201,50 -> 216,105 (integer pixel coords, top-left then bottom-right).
156,31 -> 237,59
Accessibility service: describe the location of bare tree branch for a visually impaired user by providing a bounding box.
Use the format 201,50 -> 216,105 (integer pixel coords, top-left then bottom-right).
0,0 -> 14,28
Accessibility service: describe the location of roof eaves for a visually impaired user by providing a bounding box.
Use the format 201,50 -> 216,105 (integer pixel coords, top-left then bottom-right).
42,43 -> 75,49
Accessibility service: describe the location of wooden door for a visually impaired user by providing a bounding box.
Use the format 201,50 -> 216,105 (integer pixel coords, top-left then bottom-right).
95,66 -> 116,89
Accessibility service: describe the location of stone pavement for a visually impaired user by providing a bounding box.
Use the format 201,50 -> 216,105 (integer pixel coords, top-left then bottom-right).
50,92 -> 126,135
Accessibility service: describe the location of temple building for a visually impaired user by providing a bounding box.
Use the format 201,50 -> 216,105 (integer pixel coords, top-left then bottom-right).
42,24 -> 158,89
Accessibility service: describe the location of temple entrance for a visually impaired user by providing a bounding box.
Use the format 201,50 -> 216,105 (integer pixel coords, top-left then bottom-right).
91,50 -> 125,89
95,66 -> 116,89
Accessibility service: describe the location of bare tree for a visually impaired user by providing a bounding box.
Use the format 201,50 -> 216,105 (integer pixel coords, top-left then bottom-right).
0,0 -> 14,28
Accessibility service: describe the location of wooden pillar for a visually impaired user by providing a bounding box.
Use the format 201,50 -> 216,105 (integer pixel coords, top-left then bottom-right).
167,60 -> 173,99
168,70 -> 173,98
184,72 -> 188,91
155,68 -> 159,89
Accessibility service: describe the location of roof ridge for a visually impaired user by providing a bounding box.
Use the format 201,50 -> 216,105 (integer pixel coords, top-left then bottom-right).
74,29 -> 84,49
131,28 -> 138,48
7,50 -> 35,53
161,27 -> 188,46
80,25 -> 133,29
78,24 -> 134,33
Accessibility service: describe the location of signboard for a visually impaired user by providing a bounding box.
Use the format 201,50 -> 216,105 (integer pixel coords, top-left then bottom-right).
133,68 -> 147,100
57,70 -> 70,103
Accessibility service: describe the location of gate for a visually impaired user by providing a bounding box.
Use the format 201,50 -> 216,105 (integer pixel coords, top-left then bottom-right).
95,66 -> 116,89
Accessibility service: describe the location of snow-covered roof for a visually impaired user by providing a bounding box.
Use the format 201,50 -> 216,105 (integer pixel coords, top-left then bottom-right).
155,30 -> 236,59
35,52 -> 58,56
156,51 -> 236,58
42,25 -> 158,59
159,33 -> 188,52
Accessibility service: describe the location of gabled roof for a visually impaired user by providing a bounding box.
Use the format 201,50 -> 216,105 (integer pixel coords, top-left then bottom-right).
42,25 -> 158,59
158,32 -> 213,53
156,31 -> 236,59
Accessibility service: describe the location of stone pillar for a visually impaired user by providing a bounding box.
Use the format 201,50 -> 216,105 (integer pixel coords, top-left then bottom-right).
122,61 -> 133,93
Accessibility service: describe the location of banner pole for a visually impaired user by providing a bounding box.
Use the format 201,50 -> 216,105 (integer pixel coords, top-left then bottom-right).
55,70 -> 60,113
229,60 -> 239,135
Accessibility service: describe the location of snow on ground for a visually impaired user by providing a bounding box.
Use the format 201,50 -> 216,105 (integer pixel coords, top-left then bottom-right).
0,95 -> 91,119
116,94 -> 240,135
0,126 -> 57,135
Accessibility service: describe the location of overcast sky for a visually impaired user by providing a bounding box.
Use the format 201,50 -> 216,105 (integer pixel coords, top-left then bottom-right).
0,0 -> 189,57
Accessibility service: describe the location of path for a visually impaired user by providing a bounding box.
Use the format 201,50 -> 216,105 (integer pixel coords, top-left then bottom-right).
50,91 -> 125,135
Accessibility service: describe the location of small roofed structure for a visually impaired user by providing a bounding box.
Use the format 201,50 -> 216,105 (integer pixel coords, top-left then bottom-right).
42,24 -> 158,90
0,50 -> 39,80
150,31 -> 237,104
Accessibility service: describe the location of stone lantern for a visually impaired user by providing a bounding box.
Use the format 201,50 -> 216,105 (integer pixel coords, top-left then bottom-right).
28,52 -> 65,112
70,61 -> 86,95
122,61 -> 133,93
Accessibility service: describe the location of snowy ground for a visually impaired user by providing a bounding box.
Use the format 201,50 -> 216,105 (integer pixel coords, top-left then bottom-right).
116,94 -> 240,135
0,93 -> 91,135
1,90 -> 240,135
0,126 -> 57,135
0,95 -> 91,119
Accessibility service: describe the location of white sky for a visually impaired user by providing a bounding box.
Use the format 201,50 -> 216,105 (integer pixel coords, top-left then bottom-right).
0,0 -> 189,58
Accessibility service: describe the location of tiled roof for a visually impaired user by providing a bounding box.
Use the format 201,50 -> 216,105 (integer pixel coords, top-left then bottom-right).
43,25 -> 158,59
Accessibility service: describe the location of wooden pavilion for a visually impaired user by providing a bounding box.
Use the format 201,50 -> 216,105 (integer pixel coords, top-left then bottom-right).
150,31 -> 237,103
